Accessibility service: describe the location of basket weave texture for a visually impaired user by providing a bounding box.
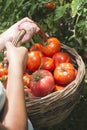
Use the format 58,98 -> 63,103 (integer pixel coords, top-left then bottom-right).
25,44 -> 85,128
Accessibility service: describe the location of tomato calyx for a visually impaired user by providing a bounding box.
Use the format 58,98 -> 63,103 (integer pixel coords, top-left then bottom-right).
57,67 -> 75,72
43,41 -> 48,46
33,71 -> 43,81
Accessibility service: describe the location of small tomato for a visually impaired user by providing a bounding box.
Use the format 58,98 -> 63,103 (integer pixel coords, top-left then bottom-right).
54,85 -> 64,92
0,67 -> 8,77
23,73 -> 31,88
45,2 -> 56,10
24,88 -> 36,98
26,51 -> 41,72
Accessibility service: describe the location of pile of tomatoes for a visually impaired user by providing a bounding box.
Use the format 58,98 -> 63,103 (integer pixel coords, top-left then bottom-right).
0,37 -> 78,98
23,37 -> 77,98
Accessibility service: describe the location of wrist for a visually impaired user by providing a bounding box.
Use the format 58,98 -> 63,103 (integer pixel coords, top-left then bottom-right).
8,63 -> 24,78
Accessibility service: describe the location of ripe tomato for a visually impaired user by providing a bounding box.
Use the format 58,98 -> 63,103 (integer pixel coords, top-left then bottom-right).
30,43 -> 43,52
23,73 -> 31,88
26,51 -> 41,72
52,52 -> 71,68
0,67 -> 8,77
54,85 -> 64,92
1,75 -> 8,89
24,88 -> 36,98
41,57 -> 54,71
42,37 -> 61,57
30,70 -> 55,97
45,2 -> 56,10
54,63 -> 76,85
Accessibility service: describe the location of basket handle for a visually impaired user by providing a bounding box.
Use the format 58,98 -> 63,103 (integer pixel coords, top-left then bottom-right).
12,22 -> 49,47
35,22 -> 49,43
12,29 -> 26,47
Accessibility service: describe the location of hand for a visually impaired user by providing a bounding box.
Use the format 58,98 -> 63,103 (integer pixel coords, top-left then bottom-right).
4,42 -> 28,72
0,17 -> 40,50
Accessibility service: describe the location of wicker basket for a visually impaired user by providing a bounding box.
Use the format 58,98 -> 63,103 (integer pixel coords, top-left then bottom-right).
25,43 -> 85,128
12,28 -> 85,128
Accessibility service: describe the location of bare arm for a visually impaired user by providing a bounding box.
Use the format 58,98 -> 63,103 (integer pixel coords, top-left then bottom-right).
1,42 -> 28,130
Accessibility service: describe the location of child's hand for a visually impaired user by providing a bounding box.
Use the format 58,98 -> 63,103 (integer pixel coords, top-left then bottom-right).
0,17 -> 40,50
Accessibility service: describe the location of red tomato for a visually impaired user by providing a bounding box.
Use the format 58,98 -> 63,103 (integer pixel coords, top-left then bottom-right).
1,75 -> 8,89
30,70 -> 55,97
52,52 -> 71,67
45,2 -> 56,10
0,67 -> 8,77
42,37 -> 61,57
41,57 -> 54,71
26,51 -> 41,72
54,63 -> 76,85
23,73 -> 31,88
24,88 -> 36,98
54,85 -> 64,92
30,43 -> 43,52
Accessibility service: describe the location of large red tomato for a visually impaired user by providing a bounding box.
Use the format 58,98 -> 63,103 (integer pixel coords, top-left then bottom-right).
30,70 -> 55,97
52,52 -> 71,67
54,63 -> 76,85
26,51 -> 41,72
41,37 -> 61,57
41,57 -> 54,71
30,43 -> 43,52
23,73 -> 31,88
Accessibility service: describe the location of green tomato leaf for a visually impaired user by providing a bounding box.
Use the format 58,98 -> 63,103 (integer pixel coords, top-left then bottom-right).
54,4 -> 69,21
71,0 -> 83,17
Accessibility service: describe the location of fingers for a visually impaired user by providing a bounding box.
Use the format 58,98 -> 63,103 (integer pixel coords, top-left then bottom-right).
19,22 -> 40,43
19,21 -> 40,33
18,17 -> 34,24
17,17 -> 35,30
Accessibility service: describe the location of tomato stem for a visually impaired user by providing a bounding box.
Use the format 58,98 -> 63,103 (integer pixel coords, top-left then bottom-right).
34,72 -> 43,81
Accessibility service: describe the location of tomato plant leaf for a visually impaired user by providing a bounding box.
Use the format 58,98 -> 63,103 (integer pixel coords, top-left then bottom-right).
54,4 -> 69,21
71,0 -> 83,17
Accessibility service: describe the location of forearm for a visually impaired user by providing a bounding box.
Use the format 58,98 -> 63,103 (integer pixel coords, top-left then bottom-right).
2,64 -> 27,130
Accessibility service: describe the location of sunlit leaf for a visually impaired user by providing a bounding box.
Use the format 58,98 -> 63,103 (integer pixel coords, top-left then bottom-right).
71,0 -> 83,17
